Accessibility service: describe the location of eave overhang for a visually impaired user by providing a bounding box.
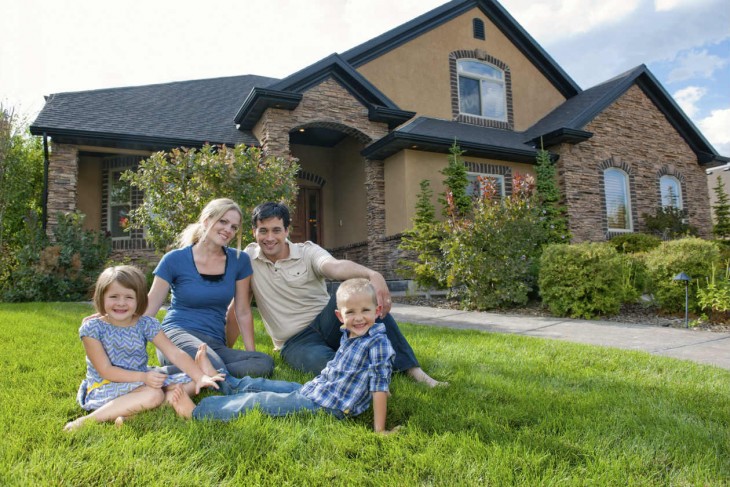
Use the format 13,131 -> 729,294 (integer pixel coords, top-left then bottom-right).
529,127 -> 593,147
362,131 -> 537,163
234,89 -> 304,130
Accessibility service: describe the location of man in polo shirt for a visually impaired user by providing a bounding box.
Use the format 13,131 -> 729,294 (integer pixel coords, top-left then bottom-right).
231,202 -> 444,387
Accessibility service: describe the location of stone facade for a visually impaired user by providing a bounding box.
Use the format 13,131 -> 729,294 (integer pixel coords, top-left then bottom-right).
554,85 -> 712,242
46,143 -> 79,234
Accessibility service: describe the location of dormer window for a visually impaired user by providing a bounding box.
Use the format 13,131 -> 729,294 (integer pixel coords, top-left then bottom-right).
457,60 -> 507,122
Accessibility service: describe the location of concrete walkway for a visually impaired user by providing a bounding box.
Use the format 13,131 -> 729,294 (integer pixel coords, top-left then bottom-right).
390,303 -> 730,370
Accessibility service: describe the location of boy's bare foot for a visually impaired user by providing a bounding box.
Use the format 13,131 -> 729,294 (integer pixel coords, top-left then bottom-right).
114,416 -> 125,428
407,367 -> 449,388
167,384 -> 195,419
195,343 -> 219,377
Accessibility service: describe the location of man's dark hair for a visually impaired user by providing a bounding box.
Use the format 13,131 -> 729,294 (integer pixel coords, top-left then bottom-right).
251,202 -> 291,229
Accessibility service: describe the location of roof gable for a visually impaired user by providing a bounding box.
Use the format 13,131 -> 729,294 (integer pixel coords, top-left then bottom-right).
526,65 -> 728,164
234,54 -> 414,130
341,0 -> 580,99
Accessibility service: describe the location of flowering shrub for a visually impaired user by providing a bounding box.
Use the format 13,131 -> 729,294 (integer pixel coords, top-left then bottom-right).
443,172 -> 546,310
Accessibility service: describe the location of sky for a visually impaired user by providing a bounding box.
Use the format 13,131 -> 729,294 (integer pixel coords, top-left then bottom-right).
1,0 -> 728,155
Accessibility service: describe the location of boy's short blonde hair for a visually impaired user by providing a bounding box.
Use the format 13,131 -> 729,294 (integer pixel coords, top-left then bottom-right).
335,278 -> 377,307
93,265 -> 148,316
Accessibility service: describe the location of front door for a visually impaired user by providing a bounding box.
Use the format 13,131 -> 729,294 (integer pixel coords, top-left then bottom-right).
289,187 -> 322,244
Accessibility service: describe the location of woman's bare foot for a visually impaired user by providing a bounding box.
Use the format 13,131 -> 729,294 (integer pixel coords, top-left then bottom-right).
114,416 -> 125,428
167,384 -> 195,419
407,367 -> 449,388
195,344 -> 219,377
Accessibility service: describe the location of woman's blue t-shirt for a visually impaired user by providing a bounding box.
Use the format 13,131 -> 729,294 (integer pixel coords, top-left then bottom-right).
154,245 -> 252,343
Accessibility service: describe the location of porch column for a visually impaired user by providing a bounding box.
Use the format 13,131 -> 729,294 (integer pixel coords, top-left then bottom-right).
46,142 -> 79,236
364,158 -> 387,274
254,109 -> 291,158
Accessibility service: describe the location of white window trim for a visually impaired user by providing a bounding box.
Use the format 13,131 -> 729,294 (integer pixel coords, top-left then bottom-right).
457,59 -> 507,122
604,168 -> 633,232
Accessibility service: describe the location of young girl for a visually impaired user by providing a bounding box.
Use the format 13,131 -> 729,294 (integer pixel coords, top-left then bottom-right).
64,265 -> 224,431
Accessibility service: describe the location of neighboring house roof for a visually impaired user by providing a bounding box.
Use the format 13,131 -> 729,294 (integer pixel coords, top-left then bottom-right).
341,0 -> 581,99
362,117 -> 538,163
30,75 -> 278,150
525,65 -> 729,165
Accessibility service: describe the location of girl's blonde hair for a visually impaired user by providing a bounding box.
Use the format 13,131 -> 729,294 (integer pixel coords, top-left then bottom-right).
93,265 -> 148,316
176,198 -> 243,252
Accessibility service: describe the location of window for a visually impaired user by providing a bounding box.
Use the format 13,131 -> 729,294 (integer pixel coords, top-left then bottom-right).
660,175 -> 683,209
108,169 -> 131,238
466,172 -> 505,198
604,168 -> 632,231
457,60 -> 506,121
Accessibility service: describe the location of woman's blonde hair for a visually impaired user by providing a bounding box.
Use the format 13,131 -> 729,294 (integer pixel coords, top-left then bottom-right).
93,265 -> 148,316
176,198 -> 243,252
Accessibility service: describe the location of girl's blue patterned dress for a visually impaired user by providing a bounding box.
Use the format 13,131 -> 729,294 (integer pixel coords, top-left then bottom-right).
76,315 -> 192,411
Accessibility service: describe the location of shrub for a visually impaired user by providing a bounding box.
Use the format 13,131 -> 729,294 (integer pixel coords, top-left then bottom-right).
695,262 -> 730,321
1,212 -> 111,302
539,242 -> 624,319
609,233 -> 661,254
644,237 -> 720,313
444,173 -> 546,310
642,207 -> 697,240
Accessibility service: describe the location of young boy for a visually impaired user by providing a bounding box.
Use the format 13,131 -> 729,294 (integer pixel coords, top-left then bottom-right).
170,278 -> 396,433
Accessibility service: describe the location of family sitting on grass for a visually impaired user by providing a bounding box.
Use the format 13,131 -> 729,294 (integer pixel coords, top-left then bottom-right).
66,199 -> 446,433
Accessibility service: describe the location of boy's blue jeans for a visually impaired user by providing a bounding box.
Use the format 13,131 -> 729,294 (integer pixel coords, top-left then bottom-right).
280,294 -> 419,374
193,375 -> 344,421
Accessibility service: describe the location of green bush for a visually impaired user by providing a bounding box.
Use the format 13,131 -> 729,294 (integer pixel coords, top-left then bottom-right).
444,173 -> 546,310
644,237 -> 720,313
539,242 -> 624,319
609,233 -> 661,254
642,207 -> 697,239
695,262 -> 730,321
1,212 -> 111,302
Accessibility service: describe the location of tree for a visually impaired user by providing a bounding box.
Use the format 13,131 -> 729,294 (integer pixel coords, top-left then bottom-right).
0,105 -> 44,249
712,174 -> 730,239
122,144 -> 300,252
438,141 -> 471,219
534,145 -> 570,244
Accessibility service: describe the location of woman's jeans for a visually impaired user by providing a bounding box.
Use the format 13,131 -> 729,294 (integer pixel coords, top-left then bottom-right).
192,375 -> 344,421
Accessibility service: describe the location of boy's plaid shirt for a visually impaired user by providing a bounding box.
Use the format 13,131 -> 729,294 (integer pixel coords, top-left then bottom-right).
299,322 -> 394,417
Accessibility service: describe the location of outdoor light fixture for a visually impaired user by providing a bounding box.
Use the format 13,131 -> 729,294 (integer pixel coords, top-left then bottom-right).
673,272 -> 691,328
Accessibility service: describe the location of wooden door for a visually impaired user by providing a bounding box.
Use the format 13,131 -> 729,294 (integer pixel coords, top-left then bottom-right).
289,187 -> 322,244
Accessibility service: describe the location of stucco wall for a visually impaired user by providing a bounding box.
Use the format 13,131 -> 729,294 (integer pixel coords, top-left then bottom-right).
356,7 -> 566,131
555,85 -> 712,241
77,156 -> 102,231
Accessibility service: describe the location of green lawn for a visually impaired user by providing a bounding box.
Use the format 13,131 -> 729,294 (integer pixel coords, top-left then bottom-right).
1,302 -> 728,486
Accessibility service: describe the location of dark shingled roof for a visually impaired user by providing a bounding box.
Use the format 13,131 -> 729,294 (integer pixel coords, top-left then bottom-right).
30,75 -> 278,149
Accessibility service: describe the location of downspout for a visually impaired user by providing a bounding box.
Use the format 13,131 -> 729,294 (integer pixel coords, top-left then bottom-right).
42,133 -> 49,231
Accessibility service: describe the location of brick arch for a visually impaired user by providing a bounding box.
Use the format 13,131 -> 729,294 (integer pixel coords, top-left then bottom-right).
297,169 -> 326,188
449,49 -> 514,130
598,156 -> 638,237
291,121 -> 372,145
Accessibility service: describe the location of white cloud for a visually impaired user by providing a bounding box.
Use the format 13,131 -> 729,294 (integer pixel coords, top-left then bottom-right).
673,86 -> 707,118
699,107 -> 730,155
668,49 -> 727,83
654,0 -> 716,11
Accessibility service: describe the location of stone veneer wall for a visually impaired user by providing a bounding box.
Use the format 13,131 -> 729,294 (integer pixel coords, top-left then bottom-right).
254,78 -> 392,274
47,143 -> 79,234
328,234 -> 405,280
555,85 -> 712,241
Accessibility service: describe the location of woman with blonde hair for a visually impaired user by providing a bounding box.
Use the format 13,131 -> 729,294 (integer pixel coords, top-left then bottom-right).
146,198 -> 274,378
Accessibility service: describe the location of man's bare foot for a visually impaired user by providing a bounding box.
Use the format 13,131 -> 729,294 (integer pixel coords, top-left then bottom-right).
407,367 -> 449,388
167,384 -> 195,419
114,416 -> 125,428
63,417 -> 86,432
195,344 -> 219,377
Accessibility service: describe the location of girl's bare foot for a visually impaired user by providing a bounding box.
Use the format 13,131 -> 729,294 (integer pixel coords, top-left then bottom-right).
114,416 -> 125,428
195,344 -> 219,377
407,367 -> 449,388
63,417 -> 86,432
167,384 -> 195,419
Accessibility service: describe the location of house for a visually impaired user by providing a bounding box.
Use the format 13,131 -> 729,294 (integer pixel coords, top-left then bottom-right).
30,0 -> 729,278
